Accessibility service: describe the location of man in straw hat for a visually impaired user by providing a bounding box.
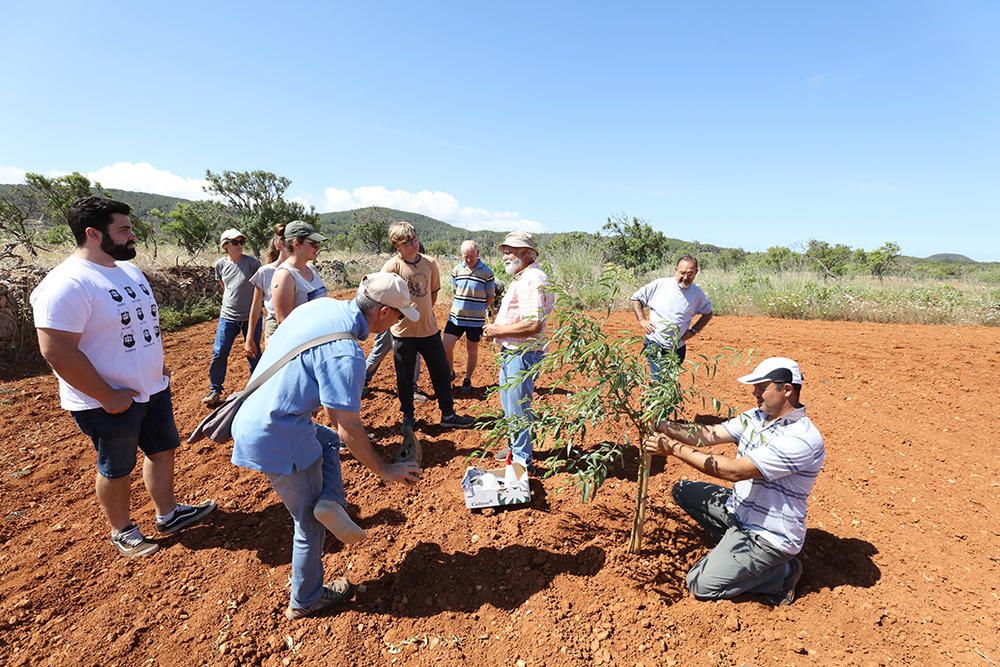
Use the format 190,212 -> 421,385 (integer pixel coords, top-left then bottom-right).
482,231 -> 556,473
231,273 -> 423,619
643,357 -> 825,605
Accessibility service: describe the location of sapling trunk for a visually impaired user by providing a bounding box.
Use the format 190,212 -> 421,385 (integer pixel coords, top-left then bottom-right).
628,435 -> 652,553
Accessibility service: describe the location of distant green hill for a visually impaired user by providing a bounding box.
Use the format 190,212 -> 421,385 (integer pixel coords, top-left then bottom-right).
319,207 -> 508,251
4,184 -> 997,278
0,183 -> 189,222
925,253 -> 974,263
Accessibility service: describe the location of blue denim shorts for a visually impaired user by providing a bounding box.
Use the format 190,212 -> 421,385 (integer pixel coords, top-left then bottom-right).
71,388 -> 180,479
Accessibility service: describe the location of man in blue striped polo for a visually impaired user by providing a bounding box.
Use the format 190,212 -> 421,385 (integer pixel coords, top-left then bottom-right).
443,240 -> 496,395
643,357 -> 826,606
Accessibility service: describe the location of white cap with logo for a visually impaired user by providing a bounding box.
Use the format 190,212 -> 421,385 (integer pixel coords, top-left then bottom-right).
360,272 -> 419,321
736,357 -> 804,385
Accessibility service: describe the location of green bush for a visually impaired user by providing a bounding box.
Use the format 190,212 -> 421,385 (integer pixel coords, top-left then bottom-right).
159,298 -> 219,332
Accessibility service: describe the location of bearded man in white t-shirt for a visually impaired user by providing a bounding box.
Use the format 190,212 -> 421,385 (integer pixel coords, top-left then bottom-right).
630,255 -> 713,382
30,196 -> 215,559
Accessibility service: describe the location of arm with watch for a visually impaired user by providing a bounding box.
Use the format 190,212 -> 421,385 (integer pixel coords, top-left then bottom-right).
682,312 -> 713,341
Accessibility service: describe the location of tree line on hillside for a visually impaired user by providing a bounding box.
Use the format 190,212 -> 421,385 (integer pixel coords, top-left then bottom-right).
1,170 -> 995,282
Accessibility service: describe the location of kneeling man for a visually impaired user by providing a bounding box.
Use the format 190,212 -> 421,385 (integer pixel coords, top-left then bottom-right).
643,357 -> 825,605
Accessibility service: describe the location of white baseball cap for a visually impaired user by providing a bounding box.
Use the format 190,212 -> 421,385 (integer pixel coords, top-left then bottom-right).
219,228 -> 246,246
360,272 -> 419,321
736,357 -> 804,385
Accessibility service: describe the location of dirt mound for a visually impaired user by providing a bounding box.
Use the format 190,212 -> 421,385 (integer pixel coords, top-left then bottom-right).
1,308 -> 998,666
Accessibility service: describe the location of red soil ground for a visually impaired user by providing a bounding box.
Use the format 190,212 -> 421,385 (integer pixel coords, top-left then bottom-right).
1,304 -> 998,666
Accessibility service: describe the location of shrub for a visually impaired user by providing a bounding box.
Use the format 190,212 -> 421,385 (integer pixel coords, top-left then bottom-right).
159,298 -> 219,332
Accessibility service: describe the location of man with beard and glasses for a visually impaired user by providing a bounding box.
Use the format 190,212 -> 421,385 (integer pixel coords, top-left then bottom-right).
481,231 -> 555,473
630,255 -> 713,383
30,197 -> 215,559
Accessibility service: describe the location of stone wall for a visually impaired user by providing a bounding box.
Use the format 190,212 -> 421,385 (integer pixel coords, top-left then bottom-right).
0,265 -> 218,366
0,259 -> 363,367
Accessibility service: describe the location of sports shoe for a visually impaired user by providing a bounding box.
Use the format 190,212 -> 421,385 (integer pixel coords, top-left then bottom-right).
314,500 -> 367,544
285,578 -> 357,620
155,500 -> 217,534
772,558 -> 803,606
457,378 -> 474,396
412,387 -> 430,403
111,523 -> 159,559
201,390 -> 222,407
440,413 -> 475,429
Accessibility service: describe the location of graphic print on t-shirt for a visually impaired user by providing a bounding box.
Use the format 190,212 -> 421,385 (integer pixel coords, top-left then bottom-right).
136,305 -> 145,321
154,325 -> 160,338
150,303 -> 157,317
124,286 -> 136,299
120,310 -> 131,325
109,288 -> 123,302
123,332 -> 136,349
139,283 -> 149,296
406,275 -> 429,298
143,329 -> 152,343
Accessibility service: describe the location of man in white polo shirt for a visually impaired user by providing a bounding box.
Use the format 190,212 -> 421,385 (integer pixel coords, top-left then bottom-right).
643,357 -> 825,605
630,255 -> 712,382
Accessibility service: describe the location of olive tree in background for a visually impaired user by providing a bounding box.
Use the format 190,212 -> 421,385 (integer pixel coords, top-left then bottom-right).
204,169 -> 318,257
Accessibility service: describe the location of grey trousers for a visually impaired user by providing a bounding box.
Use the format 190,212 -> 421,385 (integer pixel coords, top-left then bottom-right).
672,480 -> 795,602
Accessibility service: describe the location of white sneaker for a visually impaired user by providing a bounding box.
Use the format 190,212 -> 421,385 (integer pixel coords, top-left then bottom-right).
313,500 -> 367,544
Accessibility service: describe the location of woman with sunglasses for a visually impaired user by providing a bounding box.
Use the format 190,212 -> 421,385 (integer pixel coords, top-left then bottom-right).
271,220 -> 329,325
202,228 -> 264,407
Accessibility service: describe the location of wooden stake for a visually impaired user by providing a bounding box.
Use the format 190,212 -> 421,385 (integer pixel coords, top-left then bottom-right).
628,449 -> 652,553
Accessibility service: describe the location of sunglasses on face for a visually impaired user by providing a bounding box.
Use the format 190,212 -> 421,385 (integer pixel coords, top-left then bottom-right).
228,239 -> 245,246
306,240 -> 322,249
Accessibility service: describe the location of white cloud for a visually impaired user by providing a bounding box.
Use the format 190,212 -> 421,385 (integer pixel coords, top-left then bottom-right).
808,73 -> 828,87
0,166 -> 27,184
322,185 -> 544,233
85,162 -> 212,200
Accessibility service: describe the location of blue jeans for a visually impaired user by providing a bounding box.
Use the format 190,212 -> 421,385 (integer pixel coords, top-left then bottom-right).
365,331 -> 420,385
644,338 -> 685,384
263,426 -> 347,610
209,317 -> 262,393
498,348 -> 544,466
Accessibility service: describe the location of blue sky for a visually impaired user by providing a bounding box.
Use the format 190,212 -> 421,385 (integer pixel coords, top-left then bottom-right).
2,1 -> 998,260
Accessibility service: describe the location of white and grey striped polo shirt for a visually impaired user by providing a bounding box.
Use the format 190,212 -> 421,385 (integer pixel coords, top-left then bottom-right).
722,406 -> 825,555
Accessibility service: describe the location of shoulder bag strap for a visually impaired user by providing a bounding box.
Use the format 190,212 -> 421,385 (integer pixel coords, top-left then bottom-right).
241,331 -> 357,397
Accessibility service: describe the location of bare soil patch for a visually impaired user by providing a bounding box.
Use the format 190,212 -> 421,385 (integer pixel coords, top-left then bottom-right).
1,304 -> 998,666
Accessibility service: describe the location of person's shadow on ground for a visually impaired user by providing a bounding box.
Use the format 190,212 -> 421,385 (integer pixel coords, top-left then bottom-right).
169,503 -> 408,566
357,541 -> 606,617
797,528 -> 880,598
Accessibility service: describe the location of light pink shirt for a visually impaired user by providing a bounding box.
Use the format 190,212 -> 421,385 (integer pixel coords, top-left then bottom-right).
494,264 -> 555,350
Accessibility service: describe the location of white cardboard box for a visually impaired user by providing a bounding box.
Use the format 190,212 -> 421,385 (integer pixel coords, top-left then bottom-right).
461,462 -> 531,509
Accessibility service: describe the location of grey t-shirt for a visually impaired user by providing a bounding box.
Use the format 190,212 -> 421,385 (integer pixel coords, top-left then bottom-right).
215,255 -> 262,321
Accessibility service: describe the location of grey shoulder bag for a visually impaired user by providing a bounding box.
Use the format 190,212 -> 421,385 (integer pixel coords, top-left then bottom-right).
187,331 -> 356,444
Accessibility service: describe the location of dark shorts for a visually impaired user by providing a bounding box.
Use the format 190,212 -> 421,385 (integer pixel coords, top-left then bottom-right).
444,320 -> 483,342
71,387 -> 180,479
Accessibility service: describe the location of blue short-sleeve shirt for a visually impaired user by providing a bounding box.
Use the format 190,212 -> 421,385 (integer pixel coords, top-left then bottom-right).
231,298 -> 369,475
